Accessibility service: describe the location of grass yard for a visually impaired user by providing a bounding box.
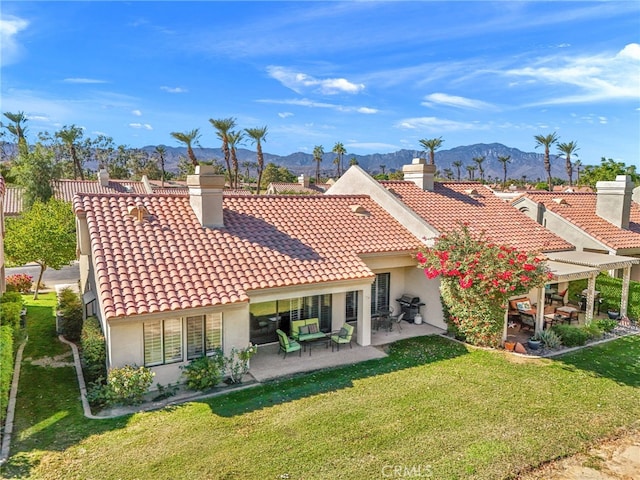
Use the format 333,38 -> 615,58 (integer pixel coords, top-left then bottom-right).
2,293 -> 639,479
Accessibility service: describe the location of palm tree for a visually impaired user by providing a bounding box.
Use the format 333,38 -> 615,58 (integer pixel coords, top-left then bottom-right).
557,141 -> 579,186
170,128 -> 201,166
312,145 -> 324,184
466,165 -> 477,181
574,159 -> 582,184
209,117 -> 236,183
452,160 -> 463,181
497,155 -> 511,189
472,155 -> 486,182
332,142 -> 346,177
56,125 -> 85,180
245,126 -> 268,194
443,168 -> 453,180
380,164 -> 386,175
155,145 -> 167,187
534,132 -> 560,192
419,137 -> 443,166
2,111 -> 29,155
227,130 -> 244,189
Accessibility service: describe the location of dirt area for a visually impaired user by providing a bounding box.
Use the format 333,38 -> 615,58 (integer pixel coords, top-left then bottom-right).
518,429 -> 640,480
24,353 -> 74,368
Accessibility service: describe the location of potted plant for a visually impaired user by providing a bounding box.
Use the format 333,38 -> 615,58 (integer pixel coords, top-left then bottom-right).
604,300 -> 620,320
527,334 -> 542,351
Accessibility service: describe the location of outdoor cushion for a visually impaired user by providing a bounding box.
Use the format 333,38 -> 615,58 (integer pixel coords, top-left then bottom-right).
308,323 -> 318,334
299,325 -> 310,335
516,301 -> 531,311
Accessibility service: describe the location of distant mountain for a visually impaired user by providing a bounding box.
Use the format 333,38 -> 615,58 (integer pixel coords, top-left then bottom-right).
142,142 -> 567,182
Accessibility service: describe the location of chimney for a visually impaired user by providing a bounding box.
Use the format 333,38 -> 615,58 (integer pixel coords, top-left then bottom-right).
187,165 -> 226,228
595,175 -> 633,229
402,158 -> 435,191
98,168 -> 109,187
298,174 -> 309,187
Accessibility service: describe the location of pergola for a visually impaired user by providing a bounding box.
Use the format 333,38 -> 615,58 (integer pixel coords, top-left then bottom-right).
504,251 -> 639,338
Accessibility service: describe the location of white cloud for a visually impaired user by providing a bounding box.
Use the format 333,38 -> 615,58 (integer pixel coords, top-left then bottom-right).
397,116 -> 488,132
422,93 -> 494,110
506,43 -> 640,105
129,123 -> 153,130
258,97 -> 373,114
63,78 -> 108,84
160,86 -> 188,93
131,109 -> 142,116
0,15 -> 29,66
357,107 -> 378,114
267,66 -> 365,95
278,112 -> 293,118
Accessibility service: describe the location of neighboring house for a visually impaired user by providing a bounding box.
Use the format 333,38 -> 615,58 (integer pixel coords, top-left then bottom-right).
75,166 -> 435,387
0,174 -> 5,293
328,159 -> 637,329
266,174 -> 331,195
513,175 -> 640,281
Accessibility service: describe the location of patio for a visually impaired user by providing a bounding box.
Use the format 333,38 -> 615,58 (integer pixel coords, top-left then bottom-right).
248,320 -> 446,382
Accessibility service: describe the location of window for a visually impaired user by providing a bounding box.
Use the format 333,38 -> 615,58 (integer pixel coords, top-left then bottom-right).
346,291 -> 358,322
371,273 -> 390,314
187,314 -> 222,360
143,318 -> 183,366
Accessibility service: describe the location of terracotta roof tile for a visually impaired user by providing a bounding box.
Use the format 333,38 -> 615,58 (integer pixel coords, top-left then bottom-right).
380,181 -> 574,252
75,193 -> 421,320
518,191 -> 640,250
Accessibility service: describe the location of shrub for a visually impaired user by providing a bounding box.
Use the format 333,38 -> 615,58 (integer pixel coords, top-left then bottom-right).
181,350 -> 225,391
107,365 -> 154,405
582,323 -> 604,341
0,291 -> 24,305
58,288 -> 83,342
86,378 -> 110,410
0,325 -> 14,423
225,344 -> 258,384
535,329 -> 562,349
81,316 -> 106,384
5,274 -> 33,294
594,318 -> 618,333
551,324 -> 590,347
0,301 -> 22,330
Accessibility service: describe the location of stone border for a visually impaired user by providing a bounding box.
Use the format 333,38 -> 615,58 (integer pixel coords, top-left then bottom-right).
0,336 -> 27,465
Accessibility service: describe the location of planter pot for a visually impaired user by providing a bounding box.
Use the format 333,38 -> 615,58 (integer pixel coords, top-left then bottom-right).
607,311 -> 620,320
504,341 -> 516,351
527,339 -> 541,351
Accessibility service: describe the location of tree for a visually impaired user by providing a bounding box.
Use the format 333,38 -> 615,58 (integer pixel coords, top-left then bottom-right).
1,111 -> 29,156
472,155 -> 486,182
56,124 -> 85,180
261,162 -> 296,186
443,168 -> 453,180
419,137 -> 443,166
245,126 -> 268,194
4,199 -> 76,299
579,158 -> 639,189
557,141 -> 579,186
210,118 -> 236,183
497,155 -> 511,189
534,132 -> 559,192
170,128 -> 201,166
332,142 -> 346,177
227,130 -> 244,189
11,143 -> 58,209
380,164 -> 386,175
312,145 -> 324,184
466,165 -> 476,181
573,159 -> 582,184
349,156 -> 358,166
154,145 -> 167,186
452,160 -> 463,181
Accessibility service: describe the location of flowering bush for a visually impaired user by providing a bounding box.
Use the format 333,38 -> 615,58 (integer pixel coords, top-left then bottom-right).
417,225 -> 550,347
106,365 -> 154,405
6,274 -> 33,294
225,344 -> 258,384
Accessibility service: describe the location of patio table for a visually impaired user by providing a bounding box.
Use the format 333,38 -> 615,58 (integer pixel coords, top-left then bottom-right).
300,335 -> 330,356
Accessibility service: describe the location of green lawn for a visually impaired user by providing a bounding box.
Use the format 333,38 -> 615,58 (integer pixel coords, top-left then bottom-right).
2,293 -> 639,480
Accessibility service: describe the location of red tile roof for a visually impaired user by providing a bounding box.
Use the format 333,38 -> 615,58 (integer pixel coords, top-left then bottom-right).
74,193 -> 421,320
380,181 -> 574,253
518,191 -> 640,250
3,187 -> 23,216
53,179 -> 146,201
267,182 -> 330,194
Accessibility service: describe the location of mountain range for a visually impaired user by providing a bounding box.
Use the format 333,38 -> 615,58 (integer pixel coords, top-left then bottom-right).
144,143 -> 574,182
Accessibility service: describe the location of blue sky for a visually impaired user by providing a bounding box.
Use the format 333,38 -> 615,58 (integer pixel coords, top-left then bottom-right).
1,1 -> 639,165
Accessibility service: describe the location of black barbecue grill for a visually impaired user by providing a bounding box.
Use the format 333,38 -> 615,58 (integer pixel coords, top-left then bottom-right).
395,295 -> 425,322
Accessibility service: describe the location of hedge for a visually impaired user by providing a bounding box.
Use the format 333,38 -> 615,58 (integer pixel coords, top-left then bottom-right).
81,316 -> 107,384
567,273 -> 640,320
0,325 -> 14,424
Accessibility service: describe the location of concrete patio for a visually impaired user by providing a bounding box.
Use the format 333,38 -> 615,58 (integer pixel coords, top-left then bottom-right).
248,320 -> 446,382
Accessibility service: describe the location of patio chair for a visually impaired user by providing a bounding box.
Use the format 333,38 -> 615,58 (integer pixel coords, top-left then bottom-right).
330,323 -> 354,351
550,288 -> 568,306
388,312 -> 405,333
276,329 -> 301,358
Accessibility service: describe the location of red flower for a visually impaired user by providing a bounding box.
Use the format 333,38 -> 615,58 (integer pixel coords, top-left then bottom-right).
424,267 -> 440,279
523,263 -> 536,271
459,277 -> 473,289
